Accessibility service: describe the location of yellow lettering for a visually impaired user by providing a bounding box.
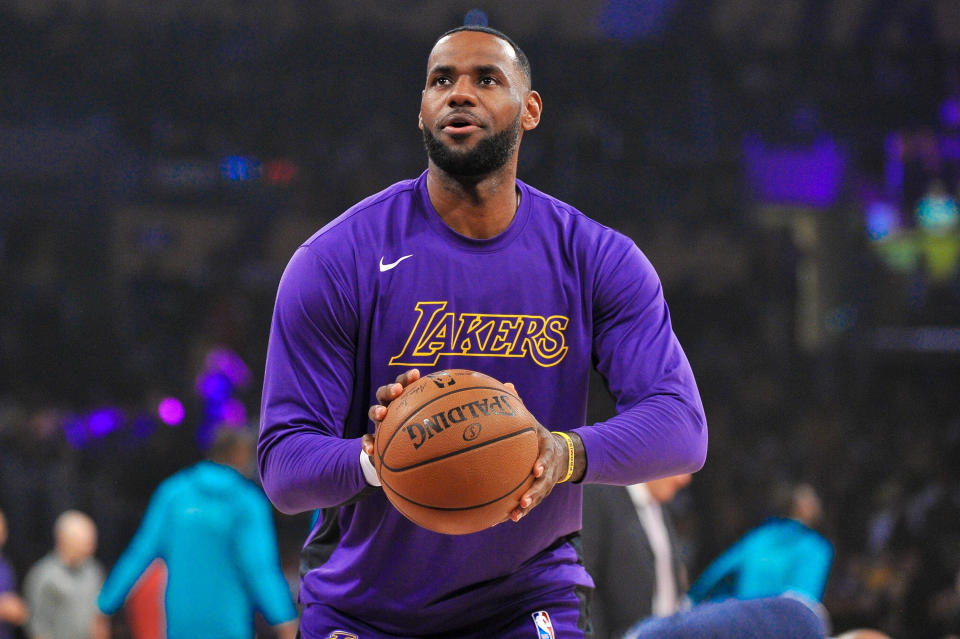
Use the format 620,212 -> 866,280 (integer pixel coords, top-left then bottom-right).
389,302 -> 570,368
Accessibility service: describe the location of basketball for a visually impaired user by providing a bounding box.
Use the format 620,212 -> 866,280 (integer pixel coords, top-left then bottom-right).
374,369 -> 540,535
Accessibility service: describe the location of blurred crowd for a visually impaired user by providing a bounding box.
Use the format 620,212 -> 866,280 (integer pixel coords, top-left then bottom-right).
2,4 -> 960,638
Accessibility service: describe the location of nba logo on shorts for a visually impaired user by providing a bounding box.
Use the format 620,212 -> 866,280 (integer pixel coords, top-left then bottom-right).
531,610 -> 555,639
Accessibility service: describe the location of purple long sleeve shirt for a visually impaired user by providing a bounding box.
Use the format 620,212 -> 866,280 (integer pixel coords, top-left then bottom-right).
259,170 -> 706,634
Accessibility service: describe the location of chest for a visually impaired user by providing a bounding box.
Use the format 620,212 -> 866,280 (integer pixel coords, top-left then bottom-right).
367,247 -> 589,375
41,566 -> 96,605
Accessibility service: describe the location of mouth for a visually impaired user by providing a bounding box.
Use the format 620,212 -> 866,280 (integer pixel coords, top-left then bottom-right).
440,113 -> 482,136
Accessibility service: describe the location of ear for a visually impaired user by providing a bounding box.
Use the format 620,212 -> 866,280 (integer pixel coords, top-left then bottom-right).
522,90 -> 542,132
418,112 -> 424,131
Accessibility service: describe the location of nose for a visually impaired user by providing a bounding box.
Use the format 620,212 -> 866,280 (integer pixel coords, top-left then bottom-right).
448,75 -> 477,106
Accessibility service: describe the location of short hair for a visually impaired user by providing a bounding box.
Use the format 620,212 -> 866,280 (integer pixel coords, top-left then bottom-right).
434,25 -> 532,88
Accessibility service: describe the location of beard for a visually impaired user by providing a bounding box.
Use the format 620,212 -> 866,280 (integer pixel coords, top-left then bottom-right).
422,111 -> 522,177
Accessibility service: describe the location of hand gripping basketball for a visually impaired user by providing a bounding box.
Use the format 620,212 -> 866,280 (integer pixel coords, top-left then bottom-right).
363,369 -> 543,534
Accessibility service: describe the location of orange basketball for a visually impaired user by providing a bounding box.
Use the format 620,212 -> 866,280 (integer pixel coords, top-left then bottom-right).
374,369 -> 539,535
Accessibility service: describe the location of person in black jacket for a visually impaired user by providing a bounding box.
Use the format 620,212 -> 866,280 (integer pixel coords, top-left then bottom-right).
582,474 -> 692,639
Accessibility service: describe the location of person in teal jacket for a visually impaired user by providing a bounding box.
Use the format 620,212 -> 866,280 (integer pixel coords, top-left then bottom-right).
687,483 -> 833,606
98,427 -> 297,639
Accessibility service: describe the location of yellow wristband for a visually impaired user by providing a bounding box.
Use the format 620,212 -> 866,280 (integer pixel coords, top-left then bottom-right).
552,431 -> 575,484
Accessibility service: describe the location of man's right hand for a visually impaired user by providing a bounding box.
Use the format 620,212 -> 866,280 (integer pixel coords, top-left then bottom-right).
0,592 -> 28,625
361,368 -> 421,459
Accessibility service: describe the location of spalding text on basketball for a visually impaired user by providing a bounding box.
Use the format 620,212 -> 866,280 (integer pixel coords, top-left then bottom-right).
389,301 -> 569,368
405,394 -> 515,450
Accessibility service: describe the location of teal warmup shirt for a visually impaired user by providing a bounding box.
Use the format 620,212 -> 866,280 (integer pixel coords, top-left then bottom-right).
98,461 -> 297,639
687,517 -> 834,604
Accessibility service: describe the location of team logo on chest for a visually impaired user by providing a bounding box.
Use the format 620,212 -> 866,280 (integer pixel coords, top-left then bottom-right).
388,301 -> 569,368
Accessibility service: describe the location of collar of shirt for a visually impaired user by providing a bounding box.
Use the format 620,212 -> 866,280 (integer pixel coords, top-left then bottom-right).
627,483 -> 654,510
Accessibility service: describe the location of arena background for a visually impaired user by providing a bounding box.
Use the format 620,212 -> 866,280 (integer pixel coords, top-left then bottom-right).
2,1 -> 960,637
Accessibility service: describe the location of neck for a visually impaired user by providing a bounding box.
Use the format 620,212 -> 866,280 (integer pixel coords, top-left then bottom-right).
426,160 -> 520,239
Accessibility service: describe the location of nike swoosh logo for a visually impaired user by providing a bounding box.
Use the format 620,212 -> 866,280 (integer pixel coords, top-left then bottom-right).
379,254 -> 413,272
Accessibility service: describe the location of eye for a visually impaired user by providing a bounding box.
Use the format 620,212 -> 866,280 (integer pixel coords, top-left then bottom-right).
433,76 -> 452,86
479,76 -> 498,86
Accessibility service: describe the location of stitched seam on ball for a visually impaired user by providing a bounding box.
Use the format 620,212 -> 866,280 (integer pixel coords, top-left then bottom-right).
381,466 -> 535,511
380,426 -> 537,472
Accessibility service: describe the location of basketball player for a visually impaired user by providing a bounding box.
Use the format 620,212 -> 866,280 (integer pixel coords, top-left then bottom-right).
259,25 -> 708,638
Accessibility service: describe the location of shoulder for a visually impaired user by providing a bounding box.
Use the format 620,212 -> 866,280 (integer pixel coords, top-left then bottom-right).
522,182 -> 624,239
233,473 -> 268,501
802,527 -> 834,554
25,554 -> 57,580
521,180 -> 642,266
302,177 -> 421,253
277,177 -> 420,291
86,558 -> 106,578
155,467 -> 194,497
199,463 -> 269,506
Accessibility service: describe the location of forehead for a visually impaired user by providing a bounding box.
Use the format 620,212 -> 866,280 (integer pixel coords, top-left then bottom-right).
427,31 -> 519,75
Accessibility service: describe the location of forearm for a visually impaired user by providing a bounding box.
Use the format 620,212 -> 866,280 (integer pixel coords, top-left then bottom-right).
259,429 -> 368,514
91,612 -> 111,639
574,393 -> 706,485
0,592 -> 28,625
274,620 -> 299,639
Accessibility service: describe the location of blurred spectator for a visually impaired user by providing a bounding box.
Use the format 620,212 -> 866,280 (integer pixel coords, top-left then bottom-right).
913,178 -> 960,288
97,425 -> 297,639
915,178 -> 960,236
687,483 -> 833,609
23,510 -> 109,639
0,509 -> 29,639
582,474 -> 693,639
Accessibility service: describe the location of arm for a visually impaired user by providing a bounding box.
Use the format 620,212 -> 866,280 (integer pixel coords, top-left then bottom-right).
686,536 -> 749,603
234,492 -> 297,627
91,611 -> 111,639
493,234 -> 707,521
259,245 -> 367,514
0,592 -> 28,626
97,482 -> 170,614
575,234 -> 707,485
273,620 -> 299,639
0,561 -> 28,626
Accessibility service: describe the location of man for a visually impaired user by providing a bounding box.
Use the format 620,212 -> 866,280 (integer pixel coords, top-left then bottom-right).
23,510 -> 110,639
259,25 -> 708,638
582,474 -> 693,639
97,427 -> 297,639
686,483 -> 833,607
0,509 -> 29,639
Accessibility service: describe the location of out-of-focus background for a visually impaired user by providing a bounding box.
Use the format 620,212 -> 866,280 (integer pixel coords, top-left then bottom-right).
1,1 -> 960,637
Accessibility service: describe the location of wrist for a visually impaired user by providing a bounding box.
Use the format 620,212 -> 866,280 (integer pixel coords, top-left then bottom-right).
552,431 -> 575,483
551,430 -> 586,483
359,448 -> 382,486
